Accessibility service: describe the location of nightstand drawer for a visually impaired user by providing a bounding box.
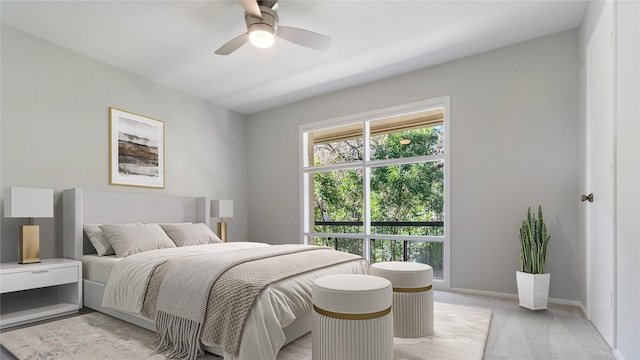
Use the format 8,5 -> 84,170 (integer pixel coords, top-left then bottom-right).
1,266 -> 78,293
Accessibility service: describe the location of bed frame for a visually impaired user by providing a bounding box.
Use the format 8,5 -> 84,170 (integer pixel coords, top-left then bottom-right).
61,188 -> 311,358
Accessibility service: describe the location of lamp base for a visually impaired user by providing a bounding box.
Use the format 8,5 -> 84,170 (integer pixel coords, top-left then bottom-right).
217,221 -> 228,243
19,225 -> 41,264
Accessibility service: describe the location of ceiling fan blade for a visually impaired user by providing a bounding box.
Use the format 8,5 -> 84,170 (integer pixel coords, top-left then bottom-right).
277,26 -> 331,51
215,33 -> 250,55
237,0 -> 262,19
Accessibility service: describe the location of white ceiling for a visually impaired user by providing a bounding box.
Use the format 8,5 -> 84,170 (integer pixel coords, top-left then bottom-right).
1,1 -> 587,115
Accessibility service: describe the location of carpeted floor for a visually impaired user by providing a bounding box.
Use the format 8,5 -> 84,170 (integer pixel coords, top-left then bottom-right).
278,302 -> 491,360
434,291 -> 614,360
0,302 -> 490,360
1,290 -> 614,360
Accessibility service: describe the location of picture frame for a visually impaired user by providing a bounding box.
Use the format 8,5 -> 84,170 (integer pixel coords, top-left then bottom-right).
109,107 -> 165,188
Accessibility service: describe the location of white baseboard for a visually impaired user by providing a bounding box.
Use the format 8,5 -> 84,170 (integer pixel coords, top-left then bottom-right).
614,349 -> 626,360
449,287 -> 518,300
547,297 -> 584,308
577,301 -> 588,318
448,287 -> 587,312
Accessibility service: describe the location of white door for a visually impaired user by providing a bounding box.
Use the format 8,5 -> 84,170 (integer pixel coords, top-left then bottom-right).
586,1 -> 615,348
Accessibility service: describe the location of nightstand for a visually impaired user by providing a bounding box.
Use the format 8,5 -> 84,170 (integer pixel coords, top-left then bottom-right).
0,258 -> 82,329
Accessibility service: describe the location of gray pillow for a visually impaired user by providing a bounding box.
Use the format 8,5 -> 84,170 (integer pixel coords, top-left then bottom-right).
100,223 -> 176,258
160,223 -> 222,246
83,224 -> 115,256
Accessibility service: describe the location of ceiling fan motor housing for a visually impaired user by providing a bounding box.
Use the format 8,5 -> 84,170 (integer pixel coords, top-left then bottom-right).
245,6 -> 279,36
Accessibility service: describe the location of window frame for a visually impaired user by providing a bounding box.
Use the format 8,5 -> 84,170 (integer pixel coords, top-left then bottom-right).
299,96 -> 451,289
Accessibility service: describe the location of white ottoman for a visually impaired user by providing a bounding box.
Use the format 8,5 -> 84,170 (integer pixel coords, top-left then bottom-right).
370,261 -> 434,338
312,274 -> 394,360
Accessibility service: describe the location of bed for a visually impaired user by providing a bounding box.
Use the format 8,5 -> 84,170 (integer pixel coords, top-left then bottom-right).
62,188 -> 369,360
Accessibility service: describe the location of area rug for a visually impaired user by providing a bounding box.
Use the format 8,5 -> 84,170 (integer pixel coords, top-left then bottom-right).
0,302 -> 491,360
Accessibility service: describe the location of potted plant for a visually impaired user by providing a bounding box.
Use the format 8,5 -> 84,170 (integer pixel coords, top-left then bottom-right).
516,205 -> 550,310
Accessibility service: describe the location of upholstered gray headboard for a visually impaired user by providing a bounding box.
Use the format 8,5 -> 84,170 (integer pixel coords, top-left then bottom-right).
62,188 -> 209,260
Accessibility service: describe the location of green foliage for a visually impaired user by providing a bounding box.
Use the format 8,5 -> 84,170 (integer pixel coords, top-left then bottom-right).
314,237 -> 363,257
313,169 -> 363,228
370,127 -> 444,226
370,240 -> 443,272
370,126 -> 443,160
519,205 -> 550,274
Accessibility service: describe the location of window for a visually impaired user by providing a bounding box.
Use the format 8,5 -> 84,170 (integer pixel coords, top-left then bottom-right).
300,97 -> 450,288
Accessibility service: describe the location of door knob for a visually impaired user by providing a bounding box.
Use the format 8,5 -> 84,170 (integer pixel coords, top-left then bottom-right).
581,193 -> 593,202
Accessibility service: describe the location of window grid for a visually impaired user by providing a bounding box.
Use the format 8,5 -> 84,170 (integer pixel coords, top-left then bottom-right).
300,97 -> 450,288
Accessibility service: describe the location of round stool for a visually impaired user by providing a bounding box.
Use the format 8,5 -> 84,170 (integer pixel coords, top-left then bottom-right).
370,261 -> 433,338
312,274 -> 393,360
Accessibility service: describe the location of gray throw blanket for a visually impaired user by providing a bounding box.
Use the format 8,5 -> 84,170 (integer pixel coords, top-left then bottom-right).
153,245 -> 324,360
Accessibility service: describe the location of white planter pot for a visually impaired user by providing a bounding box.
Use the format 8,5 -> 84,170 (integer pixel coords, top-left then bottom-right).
516,271 -> 550,310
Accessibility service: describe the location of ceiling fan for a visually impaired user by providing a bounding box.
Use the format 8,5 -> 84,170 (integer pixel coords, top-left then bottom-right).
215,0 -> 331,55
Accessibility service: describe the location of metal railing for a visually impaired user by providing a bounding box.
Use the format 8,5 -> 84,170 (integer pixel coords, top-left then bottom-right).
313,220 -> 444,273
314,220 -> 443,237
315,221 -> 443,227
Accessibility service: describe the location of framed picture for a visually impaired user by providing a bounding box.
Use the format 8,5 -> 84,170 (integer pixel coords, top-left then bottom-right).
109,107 -> 165,188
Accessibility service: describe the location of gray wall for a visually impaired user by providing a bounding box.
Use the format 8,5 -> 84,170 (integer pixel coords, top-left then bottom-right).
246,30 -> 581,301
0,26 -> 249,262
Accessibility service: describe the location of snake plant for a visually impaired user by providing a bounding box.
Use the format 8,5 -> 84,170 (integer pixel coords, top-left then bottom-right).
519,205 -> 550,274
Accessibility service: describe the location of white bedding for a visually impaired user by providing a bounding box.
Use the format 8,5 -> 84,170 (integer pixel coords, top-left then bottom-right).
102,242 -> 270,314
82,254 -> 120,283
82,242 -> 269,285
95,242 -> 369,360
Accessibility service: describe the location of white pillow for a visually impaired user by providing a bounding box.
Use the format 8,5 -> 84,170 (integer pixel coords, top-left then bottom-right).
100,223 -> 176,258
83,224 -> 115,256
160,223 -> 222,246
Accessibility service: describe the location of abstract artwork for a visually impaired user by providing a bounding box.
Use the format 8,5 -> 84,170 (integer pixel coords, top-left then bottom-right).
109,107 -> 164,188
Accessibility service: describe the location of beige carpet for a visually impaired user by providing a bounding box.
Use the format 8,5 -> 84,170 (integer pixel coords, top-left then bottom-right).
0,302 -> 491,360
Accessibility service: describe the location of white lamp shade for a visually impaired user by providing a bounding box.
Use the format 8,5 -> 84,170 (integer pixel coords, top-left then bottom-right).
211,199 -> 233,218
4,187 -> 54,218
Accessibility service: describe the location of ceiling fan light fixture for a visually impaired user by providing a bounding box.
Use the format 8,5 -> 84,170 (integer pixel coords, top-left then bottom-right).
216,0 -> 331,55
248,23 -> 275,48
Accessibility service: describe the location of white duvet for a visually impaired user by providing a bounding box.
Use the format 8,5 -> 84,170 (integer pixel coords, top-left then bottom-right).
101,242 -> 369,360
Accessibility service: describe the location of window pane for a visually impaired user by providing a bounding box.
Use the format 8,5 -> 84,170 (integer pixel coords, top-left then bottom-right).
371,125 -> 444,160
370,239 -> 405,263
407,241 -> 444,280
369,107 -> 444,160
313,169 -> 363,234
314,237 -> 363,257
309,123 -> 363,166
370,240 -> 443,280
371,126 -> 444,160
370,162 -> 444,235
303,102 -> 448,284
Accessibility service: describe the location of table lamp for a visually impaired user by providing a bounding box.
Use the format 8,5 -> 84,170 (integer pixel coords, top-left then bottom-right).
4,187 -> 54,264
211,199 -> 233,242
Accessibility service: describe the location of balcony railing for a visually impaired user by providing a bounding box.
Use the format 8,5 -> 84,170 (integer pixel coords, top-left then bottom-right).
313,220 -> 444,278
314,220 -> 443,227
314,220 -> 443,236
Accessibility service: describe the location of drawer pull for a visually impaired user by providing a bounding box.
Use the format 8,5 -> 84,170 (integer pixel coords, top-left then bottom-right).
32,269 -> 50,274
